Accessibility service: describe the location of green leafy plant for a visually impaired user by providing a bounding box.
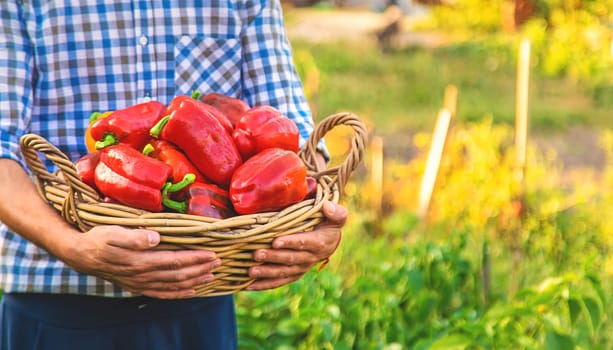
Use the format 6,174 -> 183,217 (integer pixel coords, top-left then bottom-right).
236,118 -> 613,349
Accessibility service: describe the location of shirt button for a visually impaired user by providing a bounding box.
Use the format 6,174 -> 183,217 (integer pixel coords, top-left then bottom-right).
142,96 -> 152,103
138,35 -> 148,46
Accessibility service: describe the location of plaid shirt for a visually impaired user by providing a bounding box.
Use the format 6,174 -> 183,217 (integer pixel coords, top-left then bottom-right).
0,0 -> 316,297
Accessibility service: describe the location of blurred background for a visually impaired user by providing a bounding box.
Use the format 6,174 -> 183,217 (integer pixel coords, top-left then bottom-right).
236,1 -> 613,349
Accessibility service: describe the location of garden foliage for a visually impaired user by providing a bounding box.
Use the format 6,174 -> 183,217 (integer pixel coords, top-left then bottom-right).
236,119 -> 613,349
420,0 -> 613,104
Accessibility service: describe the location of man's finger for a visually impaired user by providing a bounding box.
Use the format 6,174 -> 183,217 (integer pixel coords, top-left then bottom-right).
322,201 -> 348,225
132,259 -> 221,283
111,250 -> 219,273
102,227 -> 160,250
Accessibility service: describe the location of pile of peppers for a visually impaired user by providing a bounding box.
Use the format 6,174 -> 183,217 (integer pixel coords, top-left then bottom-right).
76,93 -> 315,218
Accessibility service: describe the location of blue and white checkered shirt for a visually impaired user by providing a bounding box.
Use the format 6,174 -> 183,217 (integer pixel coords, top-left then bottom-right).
0,0 -> 315,297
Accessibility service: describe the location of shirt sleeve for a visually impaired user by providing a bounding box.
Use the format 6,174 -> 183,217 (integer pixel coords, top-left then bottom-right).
239,0 -> 329,159
0,1 -> 34,166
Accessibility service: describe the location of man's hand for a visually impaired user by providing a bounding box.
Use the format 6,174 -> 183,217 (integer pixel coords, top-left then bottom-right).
246,200 -> 347,291
64,226 -> 221,299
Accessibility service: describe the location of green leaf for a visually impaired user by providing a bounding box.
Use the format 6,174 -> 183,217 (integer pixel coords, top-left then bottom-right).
568,297 -> 582,325
407,268 -> 425,293
585,273 -> 606,308
545,331 -> 574,350
428,334 -> 472,350
275,318 -> 310,337
583,296 -> 602,330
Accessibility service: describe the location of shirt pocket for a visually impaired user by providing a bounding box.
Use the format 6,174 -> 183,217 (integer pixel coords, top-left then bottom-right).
174,35 -> 242,96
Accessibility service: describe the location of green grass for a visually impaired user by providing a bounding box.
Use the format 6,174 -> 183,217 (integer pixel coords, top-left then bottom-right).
293,39 -> 612,134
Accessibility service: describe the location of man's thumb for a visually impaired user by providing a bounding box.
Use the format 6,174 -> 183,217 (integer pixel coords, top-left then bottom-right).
323,201 -> 348,225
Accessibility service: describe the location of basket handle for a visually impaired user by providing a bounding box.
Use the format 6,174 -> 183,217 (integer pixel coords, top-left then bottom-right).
19,134 -> 99,200
298,112 -> 368,197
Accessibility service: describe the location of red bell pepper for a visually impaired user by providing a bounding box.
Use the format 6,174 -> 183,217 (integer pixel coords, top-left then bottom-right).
90,100 -> 166,150
167,92 -> 233,134
163,182 -> 235,219
150,97 -> 242,187
200,92 -> 250,128
142,140 -> 208,184
75,151 -> 101,191
229,147 -> 308,215
201,102 -> 235,134
94,144 -> 194,212
85,111 -> 112,153
232,106 -> 300,160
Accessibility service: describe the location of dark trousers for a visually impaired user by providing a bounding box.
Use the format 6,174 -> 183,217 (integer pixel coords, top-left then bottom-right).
0,293 -> 237,350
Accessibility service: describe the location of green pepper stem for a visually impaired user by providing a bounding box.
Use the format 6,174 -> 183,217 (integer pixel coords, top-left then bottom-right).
150,115 -> 170,138
190,90 -> 201,100
161,173 -> 196,213
162,185 -> 186,213
142,143 -> 154,156
89,111 -> 102,124
167,173 -> 196,192
95,133 -> 118,150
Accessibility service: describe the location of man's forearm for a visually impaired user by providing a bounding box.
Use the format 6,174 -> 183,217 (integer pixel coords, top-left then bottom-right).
0,158 -> 224,298
0,158 -> 78,259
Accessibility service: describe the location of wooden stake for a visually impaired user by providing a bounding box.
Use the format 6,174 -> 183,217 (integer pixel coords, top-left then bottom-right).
515,38 -> 530,181
482,241 -> 491,304
444,84 -> 458,117
371,136 -> 384,218
417,108 -> 452,220
509,37 -> 531,295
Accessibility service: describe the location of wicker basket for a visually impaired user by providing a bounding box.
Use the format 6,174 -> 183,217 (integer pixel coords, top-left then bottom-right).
19,112 -> 367,297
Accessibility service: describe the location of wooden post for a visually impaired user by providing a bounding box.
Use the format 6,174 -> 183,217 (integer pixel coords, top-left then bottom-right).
509,38 -> 531,295
371,136 -> 384,219
515,38 -> 530,183
417,108 -> 453,220
444,84 -> 458,117
482,241 -> 491,304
